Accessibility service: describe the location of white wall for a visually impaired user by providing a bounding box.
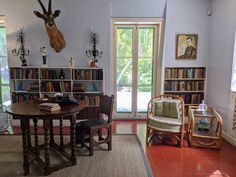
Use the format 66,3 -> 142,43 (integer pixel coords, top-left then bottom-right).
207,0 -> 236,131
164,0 -> 211,67
111,0 -> 166,17
1,0 -> 111,94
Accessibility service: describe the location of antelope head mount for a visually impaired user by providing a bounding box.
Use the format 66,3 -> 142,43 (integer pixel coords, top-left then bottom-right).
34,0 -> 66,52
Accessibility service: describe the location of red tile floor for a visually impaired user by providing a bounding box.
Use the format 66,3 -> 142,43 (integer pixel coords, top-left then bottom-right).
5,120 -> 236,177
113,120 -> 236,177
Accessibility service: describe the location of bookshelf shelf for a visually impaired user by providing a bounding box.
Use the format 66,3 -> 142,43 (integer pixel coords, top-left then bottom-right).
10,67 -> 104,106
40,79 -> 72,81
164,91 -> 204,93
11,79 -> 39,81
73,91 -> 102,94
164,67 -> 206,115
12,91 -> 39,93
164,78 -> 205,81
73,80 -> 103,82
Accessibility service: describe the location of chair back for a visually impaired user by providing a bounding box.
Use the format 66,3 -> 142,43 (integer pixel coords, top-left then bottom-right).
99,94 -> 115,123
147,94 -> 185,123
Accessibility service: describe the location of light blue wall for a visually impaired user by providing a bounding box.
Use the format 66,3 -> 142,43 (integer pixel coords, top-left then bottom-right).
207,0 -> 236,131
111,0 -> 166,17
164,0 -> 211,67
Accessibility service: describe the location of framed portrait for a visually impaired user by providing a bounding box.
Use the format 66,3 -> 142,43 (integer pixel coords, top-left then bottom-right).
176,34 -> 198,60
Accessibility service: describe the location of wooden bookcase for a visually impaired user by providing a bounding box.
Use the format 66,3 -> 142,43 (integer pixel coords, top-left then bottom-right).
164,67 -> 206,115
10,67 -> 104,108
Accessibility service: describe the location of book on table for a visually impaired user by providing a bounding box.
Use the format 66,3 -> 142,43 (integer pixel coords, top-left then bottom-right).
39,103 -> 61,111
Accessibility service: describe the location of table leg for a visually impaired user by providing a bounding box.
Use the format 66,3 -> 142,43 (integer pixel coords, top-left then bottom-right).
26,119 -> 32,148
60,117 -> 64,149
33,118 -> 39,158
70,114 -> 76,165
21,119 -> 29,176
50,119 -> 55,146
43,119 -> 51,175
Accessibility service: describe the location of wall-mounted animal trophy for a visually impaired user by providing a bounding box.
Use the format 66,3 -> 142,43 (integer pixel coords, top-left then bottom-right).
34,0 -> 66,52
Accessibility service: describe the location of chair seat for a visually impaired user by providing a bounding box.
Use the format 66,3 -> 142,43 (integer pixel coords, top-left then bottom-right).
80,119 -> 110,129
148,115 -> 182,133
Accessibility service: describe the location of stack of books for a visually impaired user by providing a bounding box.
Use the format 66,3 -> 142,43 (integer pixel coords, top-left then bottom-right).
39,103 -> 61,112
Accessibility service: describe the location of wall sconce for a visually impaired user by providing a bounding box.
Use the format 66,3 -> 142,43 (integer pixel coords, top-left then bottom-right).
85,32 -> 102,67
12,28 -> 29,66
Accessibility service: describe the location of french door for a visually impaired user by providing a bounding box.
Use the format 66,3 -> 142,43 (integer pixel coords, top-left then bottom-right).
114,24 -> 158,118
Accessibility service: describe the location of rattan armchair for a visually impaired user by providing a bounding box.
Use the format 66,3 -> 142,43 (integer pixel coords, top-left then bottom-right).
146,94 -> 185,147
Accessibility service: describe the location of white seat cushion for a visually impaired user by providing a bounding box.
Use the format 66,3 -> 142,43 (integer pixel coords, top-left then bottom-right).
148,115 -> 182,133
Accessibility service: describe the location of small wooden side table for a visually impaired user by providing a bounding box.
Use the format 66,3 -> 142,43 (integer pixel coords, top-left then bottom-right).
188,106 -> 223,149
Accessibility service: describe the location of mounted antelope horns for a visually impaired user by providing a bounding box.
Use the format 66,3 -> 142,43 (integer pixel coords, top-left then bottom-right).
34,0 -> 66,53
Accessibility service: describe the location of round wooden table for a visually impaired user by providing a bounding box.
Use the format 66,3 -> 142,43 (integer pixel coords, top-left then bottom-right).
6,100 -> 86,175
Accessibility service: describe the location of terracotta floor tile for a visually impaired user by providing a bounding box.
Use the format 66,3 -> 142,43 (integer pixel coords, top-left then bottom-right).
155,160 -> 187,176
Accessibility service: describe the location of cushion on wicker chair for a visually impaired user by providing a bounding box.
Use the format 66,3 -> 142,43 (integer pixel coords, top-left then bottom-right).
148,115 -> 182,133
153,99 -> 180,118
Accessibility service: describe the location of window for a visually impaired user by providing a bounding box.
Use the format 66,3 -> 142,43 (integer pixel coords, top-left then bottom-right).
0,16 -> 10,109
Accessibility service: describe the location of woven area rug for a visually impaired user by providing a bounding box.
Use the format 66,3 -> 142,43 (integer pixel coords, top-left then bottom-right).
0,135 -> 152,177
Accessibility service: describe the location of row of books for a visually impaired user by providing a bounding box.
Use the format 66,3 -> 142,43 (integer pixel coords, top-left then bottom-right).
73,83 -> 85,92
165,68 -> 205,79
164,81 -> 204,91
39,103 -> 61,112
12,93 -> 39,103
40,69 -> 67,79
10,68 -> 39,79
164,93 -> 204,104
29,82 -> 40,92
73,69 -> 103,80
15,81 -> 39,92
41,81 -> 71,92
74,94 -> 100,106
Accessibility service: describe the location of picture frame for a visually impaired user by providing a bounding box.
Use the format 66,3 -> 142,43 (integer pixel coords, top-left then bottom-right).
176,34 -> 198,60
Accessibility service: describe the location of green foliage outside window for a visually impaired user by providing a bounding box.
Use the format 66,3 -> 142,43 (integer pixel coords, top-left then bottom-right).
116,28 -> 154,92
0,27 -> 7,56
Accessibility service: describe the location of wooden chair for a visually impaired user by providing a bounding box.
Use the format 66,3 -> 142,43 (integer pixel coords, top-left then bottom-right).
76,94 -> 115,156
146,94 -> 185,147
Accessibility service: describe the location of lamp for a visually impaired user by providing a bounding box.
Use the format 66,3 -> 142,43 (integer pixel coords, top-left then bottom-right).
12,28 -> 29,66
85,32 -> 102,67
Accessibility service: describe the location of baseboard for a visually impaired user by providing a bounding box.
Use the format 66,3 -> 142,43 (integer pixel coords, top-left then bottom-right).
222,131 -> 236,147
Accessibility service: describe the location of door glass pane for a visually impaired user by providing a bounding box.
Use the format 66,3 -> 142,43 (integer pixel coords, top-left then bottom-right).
0,27 -> 7,56
116,28 -> 133,113
137,27 -> 154,112
0,27 -> 10,107
117,28 -> 132,58
1,86 -> 10,106
138,28 -> 154,58
0,57 -> 9,84
137,58 -> 153,112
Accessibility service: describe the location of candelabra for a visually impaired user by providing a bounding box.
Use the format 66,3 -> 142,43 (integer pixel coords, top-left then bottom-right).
85,32 -> 102,67
12,29 -> 29,66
